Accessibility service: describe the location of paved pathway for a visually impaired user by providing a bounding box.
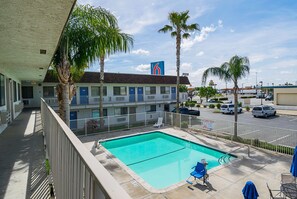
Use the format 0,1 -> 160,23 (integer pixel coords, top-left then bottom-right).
0,109 -> 48,199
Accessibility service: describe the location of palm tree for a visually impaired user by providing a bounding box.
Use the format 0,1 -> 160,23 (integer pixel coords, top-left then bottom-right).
52,5 -> 118,125
158,10 -> 199,113
202,55 -> 250,139
95,25 -> 133,129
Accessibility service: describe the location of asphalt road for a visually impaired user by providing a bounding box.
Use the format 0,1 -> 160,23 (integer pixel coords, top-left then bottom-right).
189,108 -> 297,147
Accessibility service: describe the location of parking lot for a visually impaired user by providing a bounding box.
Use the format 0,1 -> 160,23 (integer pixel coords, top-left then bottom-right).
189,107 -> 297,147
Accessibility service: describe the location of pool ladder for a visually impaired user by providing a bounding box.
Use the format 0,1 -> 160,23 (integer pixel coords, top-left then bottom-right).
218,145 -> 249,165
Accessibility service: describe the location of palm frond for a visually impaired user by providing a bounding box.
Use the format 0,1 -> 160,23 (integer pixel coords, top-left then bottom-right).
158,25 -> 173,33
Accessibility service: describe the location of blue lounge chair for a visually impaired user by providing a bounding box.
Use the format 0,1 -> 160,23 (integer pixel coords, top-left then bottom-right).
186,162 -> 207,184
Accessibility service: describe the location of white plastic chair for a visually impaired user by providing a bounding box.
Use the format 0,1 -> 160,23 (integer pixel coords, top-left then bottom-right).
153,117 -> 164,128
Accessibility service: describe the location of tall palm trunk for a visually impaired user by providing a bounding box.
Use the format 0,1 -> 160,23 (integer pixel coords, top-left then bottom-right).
176,29 -> 181,114
233,83 -> 238,139
99,56 -> 105,129
56,56 -> 71,126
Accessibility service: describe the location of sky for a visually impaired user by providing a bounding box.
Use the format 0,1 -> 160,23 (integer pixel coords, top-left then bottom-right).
79,0 -> 297,88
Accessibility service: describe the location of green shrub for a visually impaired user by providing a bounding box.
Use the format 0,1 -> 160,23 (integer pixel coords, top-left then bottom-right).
181,121 -> 188,128
241,96 -> 256,99
209,104 -> 215,109
216,103 -> 221,109
219,97 -> 228,101
45,159 -> 50,175
189,102 -> 195,108
238,102 -> 242,107
196,104 -> 200,108
191,100 -> 197,103
203,105 -> 208,108
245,106 -> 250,111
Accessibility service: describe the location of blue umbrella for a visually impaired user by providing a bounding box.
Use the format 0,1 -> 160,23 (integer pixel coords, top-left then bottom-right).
242,181 -> 259,199
290,146 -> 297,177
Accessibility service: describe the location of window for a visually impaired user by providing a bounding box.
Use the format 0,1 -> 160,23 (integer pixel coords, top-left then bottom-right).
0,74 -> 5,106
145,86 -> 156,95
148,105 -> 156,112
160,86 -> 170,94
17,83 -> 21,101
114,107 -> 128,115
91,86 -> 107,96
13,81 -> 17,102
43,86 -> 55,98
92,109 -> 107,118
113,87 -> 127,96
22,86 -> 33,99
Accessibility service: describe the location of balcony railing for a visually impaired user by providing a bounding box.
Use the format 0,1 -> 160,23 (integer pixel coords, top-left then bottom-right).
44,93 -> 188,107
41,98 -> 131,199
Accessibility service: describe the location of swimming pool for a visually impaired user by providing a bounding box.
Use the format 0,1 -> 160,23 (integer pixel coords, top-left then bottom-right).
101,131 -> 236,190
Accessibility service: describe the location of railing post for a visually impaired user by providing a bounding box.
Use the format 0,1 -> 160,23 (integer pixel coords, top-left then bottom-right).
164,111 -> 166,126
107,116 -> 110,132
145,113 -> 147,127
128,113 -> 130,129
179,113 -> 182,129
85,118 -> 87,136
189,116 -> 191,128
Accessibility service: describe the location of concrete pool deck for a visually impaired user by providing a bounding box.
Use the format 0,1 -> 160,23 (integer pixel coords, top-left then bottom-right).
80,127 -> 292,199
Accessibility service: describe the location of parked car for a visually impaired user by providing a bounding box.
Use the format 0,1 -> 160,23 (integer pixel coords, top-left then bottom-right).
256,93 -> 265,99
207,99 -> 217,103
252,105 -> 276,118
265,94 -> 274,101
171,107 -> 200,116
220,104 -> 242,114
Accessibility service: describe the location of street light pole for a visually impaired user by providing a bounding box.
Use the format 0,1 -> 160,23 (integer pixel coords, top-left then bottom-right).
259,81 -> 263,105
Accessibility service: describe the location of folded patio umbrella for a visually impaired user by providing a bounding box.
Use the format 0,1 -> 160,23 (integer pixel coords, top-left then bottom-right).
242,181 -> 259,199
290,146 -> 297,177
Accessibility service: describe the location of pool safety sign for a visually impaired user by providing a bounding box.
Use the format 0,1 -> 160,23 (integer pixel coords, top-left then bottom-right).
151,61 -> 164,75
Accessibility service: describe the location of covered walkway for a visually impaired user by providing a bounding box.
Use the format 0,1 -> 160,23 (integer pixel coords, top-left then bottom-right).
0,109 -> 49,199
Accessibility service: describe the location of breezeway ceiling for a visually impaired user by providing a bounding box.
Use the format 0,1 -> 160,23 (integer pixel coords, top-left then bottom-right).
0,0 -> 76,82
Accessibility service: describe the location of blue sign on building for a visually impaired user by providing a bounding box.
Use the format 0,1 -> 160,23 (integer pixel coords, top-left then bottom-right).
151,61 -> 164,75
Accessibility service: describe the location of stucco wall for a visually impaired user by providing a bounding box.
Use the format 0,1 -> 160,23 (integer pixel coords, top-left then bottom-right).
274,88 -> 297,106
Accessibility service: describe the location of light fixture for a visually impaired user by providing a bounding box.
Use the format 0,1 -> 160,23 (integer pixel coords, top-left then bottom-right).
40,49 -> 47,54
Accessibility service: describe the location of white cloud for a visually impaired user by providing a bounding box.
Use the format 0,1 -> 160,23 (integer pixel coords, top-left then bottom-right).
135,64 -> 150,72
181,20 -> 223,51
131,49 -> 150,55
230,29 -> 235,33
196,51 -> 204,56
218,19 -> 223,28
280,71 -> 290,74
181,62 -> 193,71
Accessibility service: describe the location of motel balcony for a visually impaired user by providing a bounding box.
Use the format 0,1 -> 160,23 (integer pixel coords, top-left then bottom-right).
41,93 -> 188,108
0,99 -> 132,198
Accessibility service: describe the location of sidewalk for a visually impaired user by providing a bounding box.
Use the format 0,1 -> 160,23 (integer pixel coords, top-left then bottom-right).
0,109 -> 48,199
276,109 -> 297,116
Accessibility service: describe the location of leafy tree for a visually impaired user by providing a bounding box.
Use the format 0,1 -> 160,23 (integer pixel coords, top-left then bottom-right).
52,5 -> 119,125
179,85 -> 188,92
198,87 -> 217,101
159,10 -> 199,113
202,55 -> 250,139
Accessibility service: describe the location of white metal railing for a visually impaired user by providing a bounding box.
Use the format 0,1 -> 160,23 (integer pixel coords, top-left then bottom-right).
44,93 -> 188,107
41,98 -> 131,199
70,111 -> 164,136
163,112 -> 295,155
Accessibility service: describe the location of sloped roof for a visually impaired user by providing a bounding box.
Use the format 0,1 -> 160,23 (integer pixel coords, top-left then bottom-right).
44,71 -> 190,85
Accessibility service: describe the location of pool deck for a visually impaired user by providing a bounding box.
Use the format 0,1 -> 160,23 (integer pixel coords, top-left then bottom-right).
80,127 -> 292,199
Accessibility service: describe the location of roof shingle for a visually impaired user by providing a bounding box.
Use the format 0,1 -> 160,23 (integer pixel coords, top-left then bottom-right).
44,71 -> 190,85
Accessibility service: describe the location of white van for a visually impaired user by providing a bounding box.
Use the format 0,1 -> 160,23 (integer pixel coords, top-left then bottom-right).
220,104 -> 242,114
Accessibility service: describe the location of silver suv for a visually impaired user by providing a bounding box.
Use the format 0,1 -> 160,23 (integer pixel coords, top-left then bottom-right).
220,104 -> 242,114
252,105 -> 276,118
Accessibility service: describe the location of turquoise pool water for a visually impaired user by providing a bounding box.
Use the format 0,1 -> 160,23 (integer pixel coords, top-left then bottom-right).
101,132 -> 235,189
